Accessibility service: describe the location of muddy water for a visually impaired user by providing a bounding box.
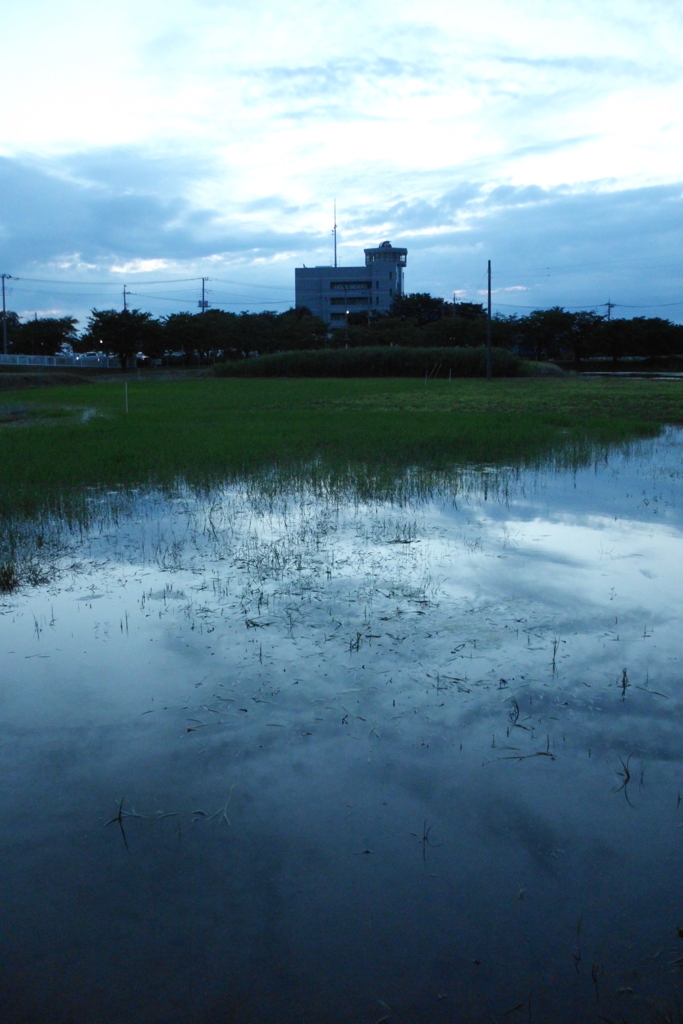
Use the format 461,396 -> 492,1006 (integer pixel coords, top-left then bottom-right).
2,431 -> 683,1023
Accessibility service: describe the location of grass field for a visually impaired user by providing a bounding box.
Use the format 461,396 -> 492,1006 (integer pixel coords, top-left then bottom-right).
0,376 -> 681,518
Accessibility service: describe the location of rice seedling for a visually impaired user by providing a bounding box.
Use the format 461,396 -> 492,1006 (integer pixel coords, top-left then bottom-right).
411,819 -> 441,861
104,796 -> 130,852
614,755 -> 635,806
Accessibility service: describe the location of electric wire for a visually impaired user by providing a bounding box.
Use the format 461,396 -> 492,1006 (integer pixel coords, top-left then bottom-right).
129,291 -> 293,306
12,276 -> 203,286
3,265 -> 680,319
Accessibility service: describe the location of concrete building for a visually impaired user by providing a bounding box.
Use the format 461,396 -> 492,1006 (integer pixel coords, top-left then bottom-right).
295,241 -> 408,327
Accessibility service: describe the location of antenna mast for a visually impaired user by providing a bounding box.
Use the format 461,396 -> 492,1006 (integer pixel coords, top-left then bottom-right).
333,201 -> 338,268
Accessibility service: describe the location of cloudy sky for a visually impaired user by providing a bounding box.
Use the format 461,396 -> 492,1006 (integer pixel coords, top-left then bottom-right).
1,0 -> 682,325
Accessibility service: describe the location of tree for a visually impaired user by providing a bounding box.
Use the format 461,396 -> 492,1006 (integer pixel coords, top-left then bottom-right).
602,318 -> 631,363
565,311 -> 605,366
491,313 -> 521,351
343,315 -> 420,349
14,316 -> 78,356
628,317 -> 682,363
273,307 -> 328,351
518,307 -> 575,362
84,309 -> 161,369
390,293 -> 446,324
1,311 -> 21,353
163,310 -> 240,364
163,312 -> 204,365
421,313 -> 486,348
449,302 -> 486,321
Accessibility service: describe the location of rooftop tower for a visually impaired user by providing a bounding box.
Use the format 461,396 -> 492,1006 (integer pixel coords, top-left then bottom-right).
295,240 -> 408,327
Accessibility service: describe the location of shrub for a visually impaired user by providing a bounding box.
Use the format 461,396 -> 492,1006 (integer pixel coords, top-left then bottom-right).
214,345 -> 522,378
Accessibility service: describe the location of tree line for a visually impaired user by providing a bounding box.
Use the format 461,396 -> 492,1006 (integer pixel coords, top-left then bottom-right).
1,307 -> 327,367
2,295 -> 682,367
363,294 -> 683,365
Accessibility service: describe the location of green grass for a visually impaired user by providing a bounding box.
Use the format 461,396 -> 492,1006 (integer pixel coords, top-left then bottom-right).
0,376 -> 679,520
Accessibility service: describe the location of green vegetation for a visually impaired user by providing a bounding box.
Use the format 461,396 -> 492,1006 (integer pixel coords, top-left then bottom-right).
2,314 -> 78,356
83,308 -> 161,367
0,374 -> 679,587
214,345 -> 523,378
0,376 -> 679,510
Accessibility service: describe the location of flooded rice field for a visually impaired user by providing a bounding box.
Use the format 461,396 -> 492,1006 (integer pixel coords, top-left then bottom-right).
2,430 -> 683,1023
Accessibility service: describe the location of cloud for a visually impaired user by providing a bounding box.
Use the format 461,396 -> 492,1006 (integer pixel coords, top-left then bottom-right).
254,55 -> 440,98
494,53 -> 674,83
346,180 -> 683,313
0,153 -> 317,268
2,147 -> 682,323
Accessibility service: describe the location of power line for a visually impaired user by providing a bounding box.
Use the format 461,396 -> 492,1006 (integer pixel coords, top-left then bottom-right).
492,301 -> 610,310
127,292 -> 201,303
492,299 -> 683,310
214,299 -> 292,306
128,291 -> 292,307
611,300 -> 683,308
12,275 -> 203,286
8,274 -> 294,296
210,277 -> 293,291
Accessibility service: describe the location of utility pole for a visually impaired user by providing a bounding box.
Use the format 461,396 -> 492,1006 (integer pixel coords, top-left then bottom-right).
123,285 -> 128,312
1,274 -> 12,355
198,278 -> 209,312
486,259 -> 492,380
333,200 -> 338,268
606,299 -> 614,321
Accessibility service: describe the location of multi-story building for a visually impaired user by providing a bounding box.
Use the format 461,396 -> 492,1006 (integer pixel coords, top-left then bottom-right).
295,241 -> 408,327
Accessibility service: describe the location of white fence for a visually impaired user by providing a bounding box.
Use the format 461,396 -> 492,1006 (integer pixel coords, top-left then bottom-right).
0,354 -> 120,368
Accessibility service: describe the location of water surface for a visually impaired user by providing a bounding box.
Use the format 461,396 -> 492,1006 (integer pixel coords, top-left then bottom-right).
2,431 -> 683,1023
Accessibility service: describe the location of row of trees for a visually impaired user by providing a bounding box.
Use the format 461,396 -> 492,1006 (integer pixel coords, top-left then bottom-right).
3,295 -> 682,367
2,313 -> 79,356
377,294 -> 683,364
2,307 -> 328,367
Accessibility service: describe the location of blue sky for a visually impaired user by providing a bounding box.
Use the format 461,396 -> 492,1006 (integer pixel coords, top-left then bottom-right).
1,0 -> 682,325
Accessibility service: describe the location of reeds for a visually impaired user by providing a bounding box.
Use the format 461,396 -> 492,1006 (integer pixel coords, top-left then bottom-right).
0,561 -> 18,592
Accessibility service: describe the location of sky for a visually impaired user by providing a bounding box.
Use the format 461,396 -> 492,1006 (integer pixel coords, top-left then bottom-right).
1,0 -> 682,326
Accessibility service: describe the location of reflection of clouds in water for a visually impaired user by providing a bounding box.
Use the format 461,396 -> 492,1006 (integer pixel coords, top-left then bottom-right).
2,430 -> 683,1020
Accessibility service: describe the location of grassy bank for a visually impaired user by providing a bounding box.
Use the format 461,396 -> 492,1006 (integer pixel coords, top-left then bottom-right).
214,345 -> 523,378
